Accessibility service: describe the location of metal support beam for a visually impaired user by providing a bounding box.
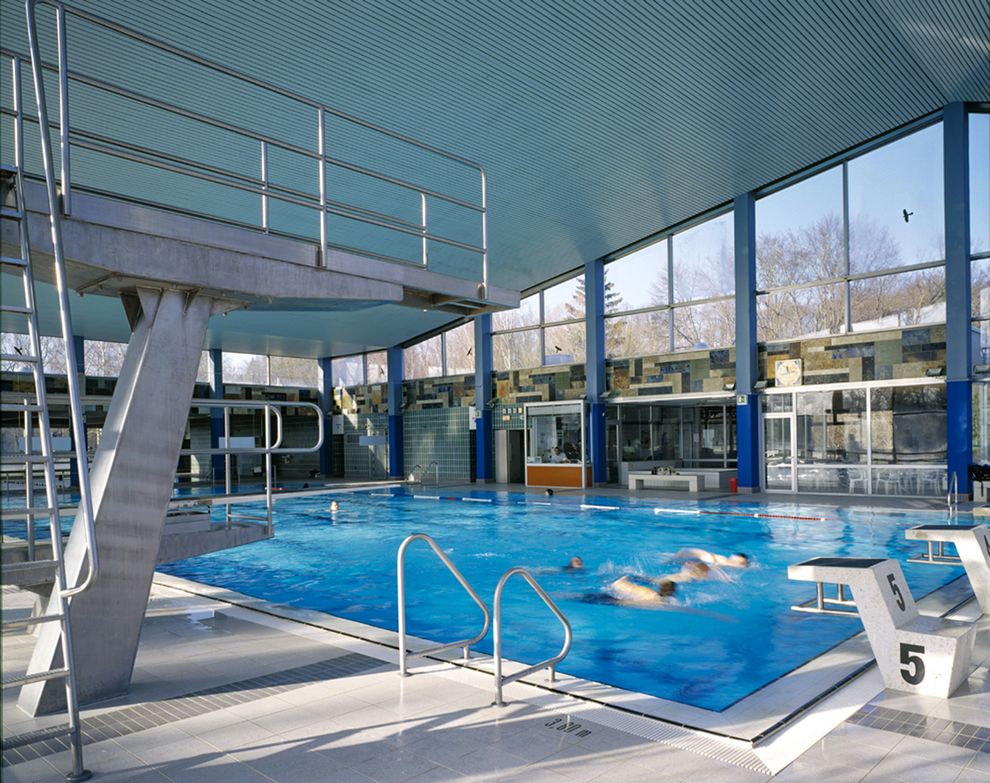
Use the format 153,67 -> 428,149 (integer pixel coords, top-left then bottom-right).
585,257 -> 607,485
734,192 -> 760,492
387,345 -> 404,479
20,289 -> 216,713
474,314 -> 493,482
944,103 -> 972,496
318,357 -> 334,478
208,348 -> 224,484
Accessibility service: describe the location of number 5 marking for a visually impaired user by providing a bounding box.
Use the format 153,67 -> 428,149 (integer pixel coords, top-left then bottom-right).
887,573 -> 905,611
900,642 -> 925,685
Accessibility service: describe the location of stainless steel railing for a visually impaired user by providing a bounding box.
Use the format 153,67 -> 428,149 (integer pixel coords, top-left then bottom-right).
396,533 -> 491,676
493,567 -> 572,706
11,1 -> 489,290
948,471 -> 959,518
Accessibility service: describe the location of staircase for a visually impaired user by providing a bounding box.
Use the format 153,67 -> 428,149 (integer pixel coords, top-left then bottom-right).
1,72 -> 99,781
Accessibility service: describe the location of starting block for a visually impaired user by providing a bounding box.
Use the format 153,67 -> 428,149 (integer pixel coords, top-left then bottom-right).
906,524 -> 990,615
789,557 -> 976,698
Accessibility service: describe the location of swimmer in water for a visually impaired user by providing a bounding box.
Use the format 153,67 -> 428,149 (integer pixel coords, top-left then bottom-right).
674,548 -> 750,568
544,488 -> 554,497
328,500 -> 340,513
608,575 -> 676,606
564,556 -> 584,571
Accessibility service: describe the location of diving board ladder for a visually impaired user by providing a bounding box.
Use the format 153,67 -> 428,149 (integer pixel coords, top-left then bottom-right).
0,51 -> 99,783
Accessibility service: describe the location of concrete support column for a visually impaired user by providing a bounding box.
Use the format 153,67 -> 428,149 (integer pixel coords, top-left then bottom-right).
585,257 -> 607,485
734,191 -> 761,492
21,288 -> 221,713
68,334 -> 86,489
474,314 -> 494,482
208,348 -> 224,484
944,103 -> 972,496
318,357 -> 334,478
387,345 -> 404,479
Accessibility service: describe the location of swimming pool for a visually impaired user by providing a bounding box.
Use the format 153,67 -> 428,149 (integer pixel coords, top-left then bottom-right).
159,490 -> 963,711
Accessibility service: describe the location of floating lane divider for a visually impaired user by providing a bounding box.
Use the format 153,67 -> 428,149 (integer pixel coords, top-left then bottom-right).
654,506 -> 828,522
413,494 -> 441,500
462,497 -> 494,503
580,504 -> 619,511
369,492 -> 396,497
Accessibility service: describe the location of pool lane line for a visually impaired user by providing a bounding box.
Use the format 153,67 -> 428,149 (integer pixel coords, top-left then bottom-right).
655,507 -> 829,522
461,497 -> 494,503
580,504 -> 619,510
413,494 -> 441,500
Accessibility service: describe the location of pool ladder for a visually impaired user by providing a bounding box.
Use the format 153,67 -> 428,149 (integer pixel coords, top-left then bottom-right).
406,462 -> 440,487
947,471 -> 959,518
396,533 -> 572,705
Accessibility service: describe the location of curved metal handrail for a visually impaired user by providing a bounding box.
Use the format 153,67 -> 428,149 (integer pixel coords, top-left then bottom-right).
493,566 -> 572,706
948,471 -> 959,517
396,533 -> 491,677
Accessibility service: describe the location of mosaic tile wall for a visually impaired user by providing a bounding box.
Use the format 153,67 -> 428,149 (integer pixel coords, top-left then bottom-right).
403,407 -> 472,482
405,375 -> 476,410
760,325 -> 947,385
342,412 -> 388,479
606,348 -> 736,396
335,383 -> 387,414
494,363 -> 586,405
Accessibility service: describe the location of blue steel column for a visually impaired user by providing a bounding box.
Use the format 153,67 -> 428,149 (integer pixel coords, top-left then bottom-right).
318,357 -> 334,478
474,314 -> 494,482
585,256 -> 607,485
68,334 -> 86,488
208,348 -> 224,484
734,192 -> 760,492
944,103 -> 972,496
387,345 -> 404,478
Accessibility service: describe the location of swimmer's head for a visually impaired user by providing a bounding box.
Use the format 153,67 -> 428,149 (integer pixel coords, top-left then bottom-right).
730,553 -> 750,567
656,579 -> 676,597
566,556 -> 584,570
329,500 -> 340,512
544,488 -> 554,497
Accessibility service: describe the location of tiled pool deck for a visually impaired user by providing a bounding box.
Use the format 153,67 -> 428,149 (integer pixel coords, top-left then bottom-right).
2,485 -> 989,782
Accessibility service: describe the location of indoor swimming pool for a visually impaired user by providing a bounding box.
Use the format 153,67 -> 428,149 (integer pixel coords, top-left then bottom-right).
158,490 -> 964,711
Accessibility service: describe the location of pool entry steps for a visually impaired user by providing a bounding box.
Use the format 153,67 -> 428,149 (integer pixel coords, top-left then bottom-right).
396,532 -> 573,706
1,142 -> 98,778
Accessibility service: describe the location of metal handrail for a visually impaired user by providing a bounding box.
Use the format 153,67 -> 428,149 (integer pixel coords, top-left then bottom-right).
15,1 -> 489,289
948,471 -> 959,517
21,11 -> 98,602
427,461 -> 440,487
493,567 -> 572,706
396,533 -> 491,677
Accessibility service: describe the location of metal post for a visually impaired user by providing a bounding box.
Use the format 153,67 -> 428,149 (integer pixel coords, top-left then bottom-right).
260,140 -> 269,232
816,581 -> 825,610
55,3 -> 71,215
480,169 -> 488,297
264,404 -> 273,534
224,406 -> 231,527
420,192 -> 428,267
24,401 -> 35,559
317,108 -> 327,267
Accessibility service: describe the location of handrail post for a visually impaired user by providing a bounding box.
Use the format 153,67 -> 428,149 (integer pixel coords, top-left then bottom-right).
224,406 -> 231,527
396,533 -> 491,677
480,168 -> 488,297
55,1 -> 71,215
317,107 -> 327,267
264,403 -> 273,535
420,192 -> 428,267
23,396 -> 35,559
260,140 -> 269,232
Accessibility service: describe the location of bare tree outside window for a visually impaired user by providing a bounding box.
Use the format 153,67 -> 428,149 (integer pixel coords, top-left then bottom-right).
1,333 -> 68,375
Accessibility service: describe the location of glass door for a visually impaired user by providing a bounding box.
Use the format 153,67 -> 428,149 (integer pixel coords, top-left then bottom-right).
764,414 -> 795,491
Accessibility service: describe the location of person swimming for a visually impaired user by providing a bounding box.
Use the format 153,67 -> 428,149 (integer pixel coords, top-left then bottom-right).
544,488 -> 554,497
674,548 -> 750,568
608,575 -> 676,606
564,556 -> 584,571
328,500 -> 340,513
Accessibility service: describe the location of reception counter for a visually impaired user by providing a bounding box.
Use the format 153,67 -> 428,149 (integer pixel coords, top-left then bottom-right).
526,462 -> 593,488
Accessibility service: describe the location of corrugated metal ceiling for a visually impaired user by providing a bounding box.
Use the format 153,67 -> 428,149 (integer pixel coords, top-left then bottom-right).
1,0 -> 987,357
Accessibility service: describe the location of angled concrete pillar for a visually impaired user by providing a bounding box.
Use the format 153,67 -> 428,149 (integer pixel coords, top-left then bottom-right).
944,103 -> 972,496
318,357 -> 334,478
474,315 -> 494,482
387,346 -> 404,479
585,257 -> 607,485
208,348 -> 224,484
734,192 -> 761,492
20,288 -> 224,713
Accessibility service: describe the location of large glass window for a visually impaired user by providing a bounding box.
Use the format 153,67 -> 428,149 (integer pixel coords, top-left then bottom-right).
604,210 -> 735,359
331,355 -> 365,387
0,333 -> 68,375
222,352 -> 268,385
443,322 -> 475,376
970,112 -> 990,365
491,274 -> 585,370
403,321 -> 476,380
403,335 -> 442,379
757,122 -> 946,341
85,340 -> 128,378
367,351 -> 388,383
269,356 -> 319,388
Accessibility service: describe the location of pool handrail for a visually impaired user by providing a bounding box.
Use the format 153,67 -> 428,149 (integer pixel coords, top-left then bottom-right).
396,533 -> 491,677
493,566 -> 572,706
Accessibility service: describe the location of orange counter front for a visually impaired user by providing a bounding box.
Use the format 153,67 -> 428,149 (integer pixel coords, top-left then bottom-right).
525,463 -> 593,488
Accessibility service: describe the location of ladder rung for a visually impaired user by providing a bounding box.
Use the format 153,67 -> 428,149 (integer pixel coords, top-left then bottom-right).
0,504 -> 56,517
0,353 -> 39,363
2,667 -> 69,689
0,403 -> 43,413
0,454 -> 52,463
0,164 -> 17,174
0,207 -> 24,221
0,255 -> 28,268
1,612 -> 64,631
0,305 -> 32,315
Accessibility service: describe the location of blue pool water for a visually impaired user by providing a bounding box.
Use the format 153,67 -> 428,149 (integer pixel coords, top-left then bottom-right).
159,490 -> 961,711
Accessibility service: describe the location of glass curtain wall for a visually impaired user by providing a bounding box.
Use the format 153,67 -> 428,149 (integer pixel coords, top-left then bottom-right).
756,122 -> 946,342
763,382 -> 947,496
604,211 -> 735,358
492,276 -> 585,371
969,112 -> 990,363
404,322 -> 476,379
617,403 -> 737,467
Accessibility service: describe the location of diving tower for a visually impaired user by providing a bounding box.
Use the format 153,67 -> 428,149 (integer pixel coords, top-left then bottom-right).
1,0 -> 516,717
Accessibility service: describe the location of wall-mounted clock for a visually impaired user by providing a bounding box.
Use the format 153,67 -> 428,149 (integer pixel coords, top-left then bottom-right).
775,358 -> 803,387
